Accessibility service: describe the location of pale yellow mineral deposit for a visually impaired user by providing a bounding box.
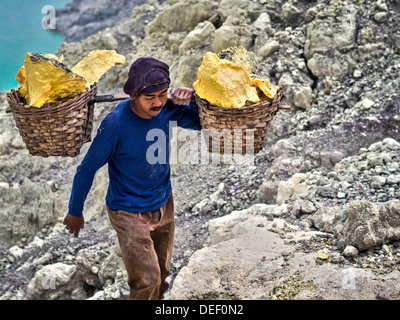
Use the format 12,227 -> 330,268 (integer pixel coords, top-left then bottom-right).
193,47 -> 278,108
72,50 -> 126,86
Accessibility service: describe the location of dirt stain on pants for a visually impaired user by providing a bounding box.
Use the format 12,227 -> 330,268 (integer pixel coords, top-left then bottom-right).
106,193 -> 175,300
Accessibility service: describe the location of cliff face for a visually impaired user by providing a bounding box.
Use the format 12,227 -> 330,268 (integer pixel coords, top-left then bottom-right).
1,0 -> 400,300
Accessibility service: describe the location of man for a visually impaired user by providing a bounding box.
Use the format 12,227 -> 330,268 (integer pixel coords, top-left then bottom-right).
63,57 -> 201,300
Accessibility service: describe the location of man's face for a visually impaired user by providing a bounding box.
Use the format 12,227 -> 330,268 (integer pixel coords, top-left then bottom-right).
130,87 -> 169,119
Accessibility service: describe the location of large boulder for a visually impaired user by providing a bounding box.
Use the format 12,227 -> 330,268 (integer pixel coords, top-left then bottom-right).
25,263 -> 86,300
333,200 -> 400,251
171,216 -> 295,300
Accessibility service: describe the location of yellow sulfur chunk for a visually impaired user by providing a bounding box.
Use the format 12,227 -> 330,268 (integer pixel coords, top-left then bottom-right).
16,53 -> 64,85
15,65 -> 26,85
16,54 -> 65,99
218,46 -> 256,75
15,50 -> 125,108
193,52 -> 260,108
250,77 -> 278,99
21,53 -> 87,108
194,47 -> 279,108
72,50 -> 126,87
15,65 -> 27,98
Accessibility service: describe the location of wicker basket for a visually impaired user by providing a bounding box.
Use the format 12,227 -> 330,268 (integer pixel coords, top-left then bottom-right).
195,87 -> 284,155
6,84 -> 98,157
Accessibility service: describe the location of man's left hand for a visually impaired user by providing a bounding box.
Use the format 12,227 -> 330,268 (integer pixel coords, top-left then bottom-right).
171,87 -> 194,105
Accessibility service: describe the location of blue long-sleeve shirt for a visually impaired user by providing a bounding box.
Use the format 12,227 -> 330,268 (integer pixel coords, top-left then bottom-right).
68,99 -> 201,217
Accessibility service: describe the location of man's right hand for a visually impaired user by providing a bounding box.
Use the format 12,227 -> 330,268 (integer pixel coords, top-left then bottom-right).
63,213 -> 85,238
171,87 -> 195,105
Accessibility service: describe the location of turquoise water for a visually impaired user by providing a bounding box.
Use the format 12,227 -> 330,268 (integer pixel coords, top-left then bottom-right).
0,0 -> 71,92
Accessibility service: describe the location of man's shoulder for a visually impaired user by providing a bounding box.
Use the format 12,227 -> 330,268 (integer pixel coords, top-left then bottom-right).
98,100 -> 129,132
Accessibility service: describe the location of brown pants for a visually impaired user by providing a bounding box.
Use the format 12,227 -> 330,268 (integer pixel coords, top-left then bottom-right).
106,193 -> 175,300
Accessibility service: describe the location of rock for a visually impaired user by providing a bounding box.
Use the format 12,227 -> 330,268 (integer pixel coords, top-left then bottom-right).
311,206 -> 339,233
258,40 -> 280,57
376,0 -> 388,11
394,33 -> 400,51
208,204 -> 282,245
253,12 -> 271,31
0,178 -> 64,246
146,0 -> 216,34
382,138 -> 400,148
353,69 -> 362,78
278,72 -> 313,109
75,248 -> 106,289
18,53 -> 87,108
100,32 -> 119,50
370,175 -> 386,187
305,13 -> 356,60
212,25 -> 253,54
343,245 -> 359,258
333,200 -> 400,251
171,224 -> 295,300
374,12 -> 387,23
179,21 -> 215,55
291,199 -> 317,217
257,180 -> 280,204
282,2 -> 302,24
54,0 -> 148,42
302,1 -> 359,83
320,149 -> 345,168
337,192 -> 346,199
25,263 -> 86,300
382,244 -> 391,255
8,245 -> 24,259
307,53 -> 332,79
329,150 -> 346,166
355,98 -> 377,114
291,85 -> 312,110
387,174 -> 400,185
98,248 -> 125,285
217,0 -> 257,22
277,173 -> 309,205
71,50 -> 126,86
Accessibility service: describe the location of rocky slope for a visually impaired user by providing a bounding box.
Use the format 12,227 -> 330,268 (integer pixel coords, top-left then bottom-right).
0,0 -> 399,300
172,138 -> 400,300
54,0 -> 148,42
